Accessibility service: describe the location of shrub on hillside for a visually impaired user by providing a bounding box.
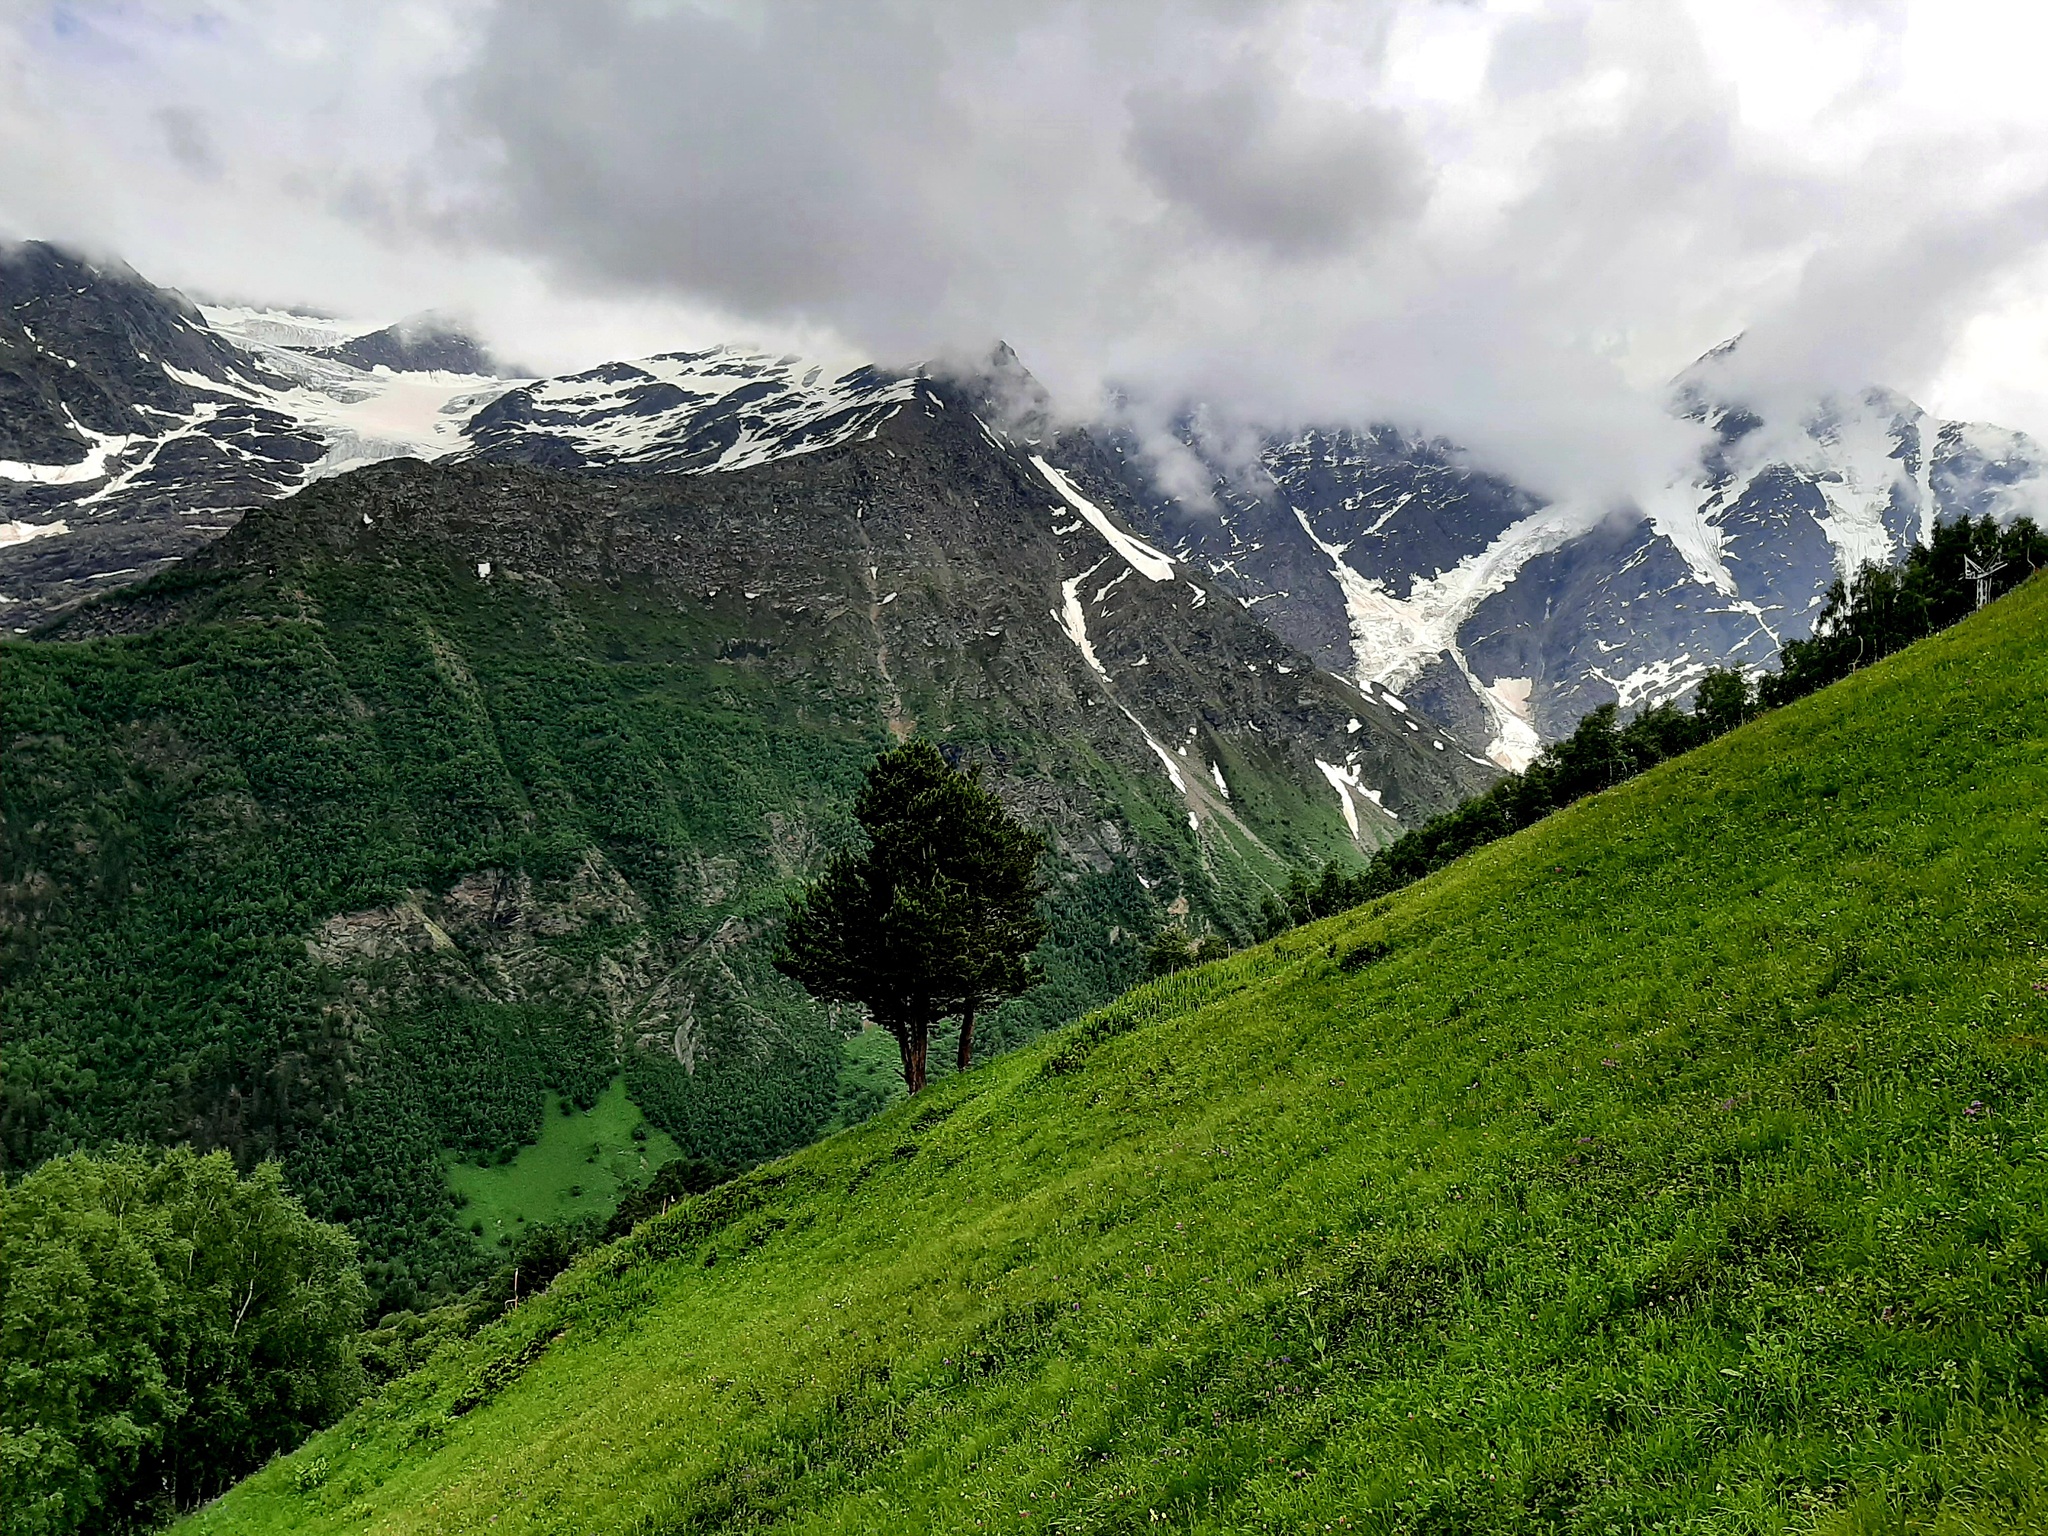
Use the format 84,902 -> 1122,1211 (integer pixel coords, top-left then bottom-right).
1142,926 -> 1230,978
606,1156 -> 738,1240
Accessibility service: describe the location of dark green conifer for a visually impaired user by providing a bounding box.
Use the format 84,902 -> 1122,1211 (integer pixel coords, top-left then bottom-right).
777,742 -> 1046,1092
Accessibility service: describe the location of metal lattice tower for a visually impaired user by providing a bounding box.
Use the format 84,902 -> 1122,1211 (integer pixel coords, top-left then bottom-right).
1963,552 -> 2007,610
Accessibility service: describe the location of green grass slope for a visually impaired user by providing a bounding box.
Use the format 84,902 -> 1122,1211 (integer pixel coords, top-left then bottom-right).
446,1079 -> 682,1249
184,578 -> 2048,1533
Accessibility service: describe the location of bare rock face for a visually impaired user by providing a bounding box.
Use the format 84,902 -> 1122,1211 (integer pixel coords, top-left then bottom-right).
315,314 -> 502,377
309,899 -> 461,970
1092,367 -> 2048,766
309,850 -> 659,1024
434,851 -> 647,944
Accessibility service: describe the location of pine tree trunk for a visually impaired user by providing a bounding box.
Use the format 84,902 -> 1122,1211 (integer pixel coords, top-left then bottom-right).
956,999 -> 977,1072
906,1017 -> 929,1094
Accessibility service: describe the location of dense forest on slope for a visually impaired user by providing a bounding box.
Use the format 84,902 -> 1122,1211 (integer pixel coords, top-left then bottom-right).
177,570 -> 2048,1533
1,550 -> 871,1309
2,405 -> 1481,1313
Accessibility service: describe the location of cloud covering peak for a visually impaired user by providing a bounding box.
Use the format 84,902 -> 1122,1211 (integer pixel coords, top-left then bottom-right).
7,0 -> 2048,511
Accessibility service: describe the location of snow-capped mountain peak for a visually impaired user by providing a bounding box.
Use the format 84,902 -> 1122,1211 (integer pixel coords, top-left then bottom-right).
0,246 -> 951,629
0,247 -> 542,626
198,302 -> 520,479
1086,357 -> 2048,767
462,346 -> 925,474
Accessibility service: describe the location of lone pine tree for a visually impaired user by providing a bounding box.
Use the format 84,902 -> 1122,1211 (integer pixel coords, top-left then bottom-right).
777,742 -> 1046,1093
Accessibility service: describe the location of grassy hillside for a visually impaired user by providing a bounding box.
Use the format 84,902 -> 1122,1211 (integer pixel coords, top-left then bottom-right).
181,574 -> 2048,1532
445,1079 -> 682,1249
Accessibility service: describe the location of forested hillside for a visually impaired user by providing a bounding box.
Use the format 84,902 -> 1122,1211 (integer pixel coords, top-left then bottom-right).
1,395 -> 1486,1313
3,544 -> 871,1308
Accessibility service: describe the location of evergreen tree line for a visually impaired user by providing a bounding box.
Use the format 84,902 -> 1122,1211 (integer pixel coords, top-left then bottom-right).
1244,513 -> 2047,944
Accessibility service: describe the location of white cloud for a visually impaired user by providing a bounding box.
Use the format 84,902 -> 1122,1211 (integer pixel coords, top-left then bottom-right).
3,0 -> 2047,505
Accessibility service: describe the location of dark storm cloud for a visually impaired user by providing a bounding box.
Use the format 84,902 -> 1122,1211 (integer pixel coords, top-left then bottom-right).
458,2 -> 957,321
441,0 -> 2048,507
447,1 -> 1446,364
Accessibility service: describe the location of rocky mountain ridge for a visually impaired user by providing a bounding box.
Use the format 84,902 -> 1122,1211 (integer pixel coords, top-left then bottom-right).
1094,356 -> 2048,764
87,372 -> 1495,854
10,238 -> 2044,770
0,245 -> 516,628
460,346 -> 922,474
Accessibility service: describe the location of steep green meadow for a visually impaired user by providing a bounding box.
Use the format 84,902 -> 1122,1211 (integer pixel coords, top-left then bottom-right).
184,576 -> 2048,1533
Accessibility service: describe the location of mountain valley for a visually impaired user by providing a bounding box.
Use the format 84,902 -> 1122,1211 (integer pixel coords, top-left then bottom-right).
2,280 -> 1491,1305
8,235 -> 2048,1533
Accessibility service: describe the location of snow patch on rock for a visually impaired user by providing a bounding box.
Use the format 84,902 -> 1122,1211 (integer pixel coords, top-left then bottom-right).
1032,456 -> 1175,582
1315,757 -> 1395,840
1054,557 -> 1111,677
1294,500 -> 1606,697
0,517 -> 71,549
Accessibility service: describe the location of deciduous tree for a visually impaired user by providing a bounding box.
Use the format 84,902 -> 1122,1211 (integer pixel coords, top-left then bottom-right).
0,1146 -> 366,1536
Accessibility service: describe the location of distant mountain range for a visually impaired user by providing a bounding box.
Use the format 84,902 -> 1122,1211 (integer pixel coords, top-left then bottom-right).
6,238 -> 2045,769
0,246 -> 516,626
1087,357 -> 2048,765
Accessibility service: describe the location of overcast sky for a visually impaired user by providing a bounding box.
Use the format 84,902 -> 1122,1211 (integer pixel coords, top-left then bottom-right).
6,0 -> 2048,509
